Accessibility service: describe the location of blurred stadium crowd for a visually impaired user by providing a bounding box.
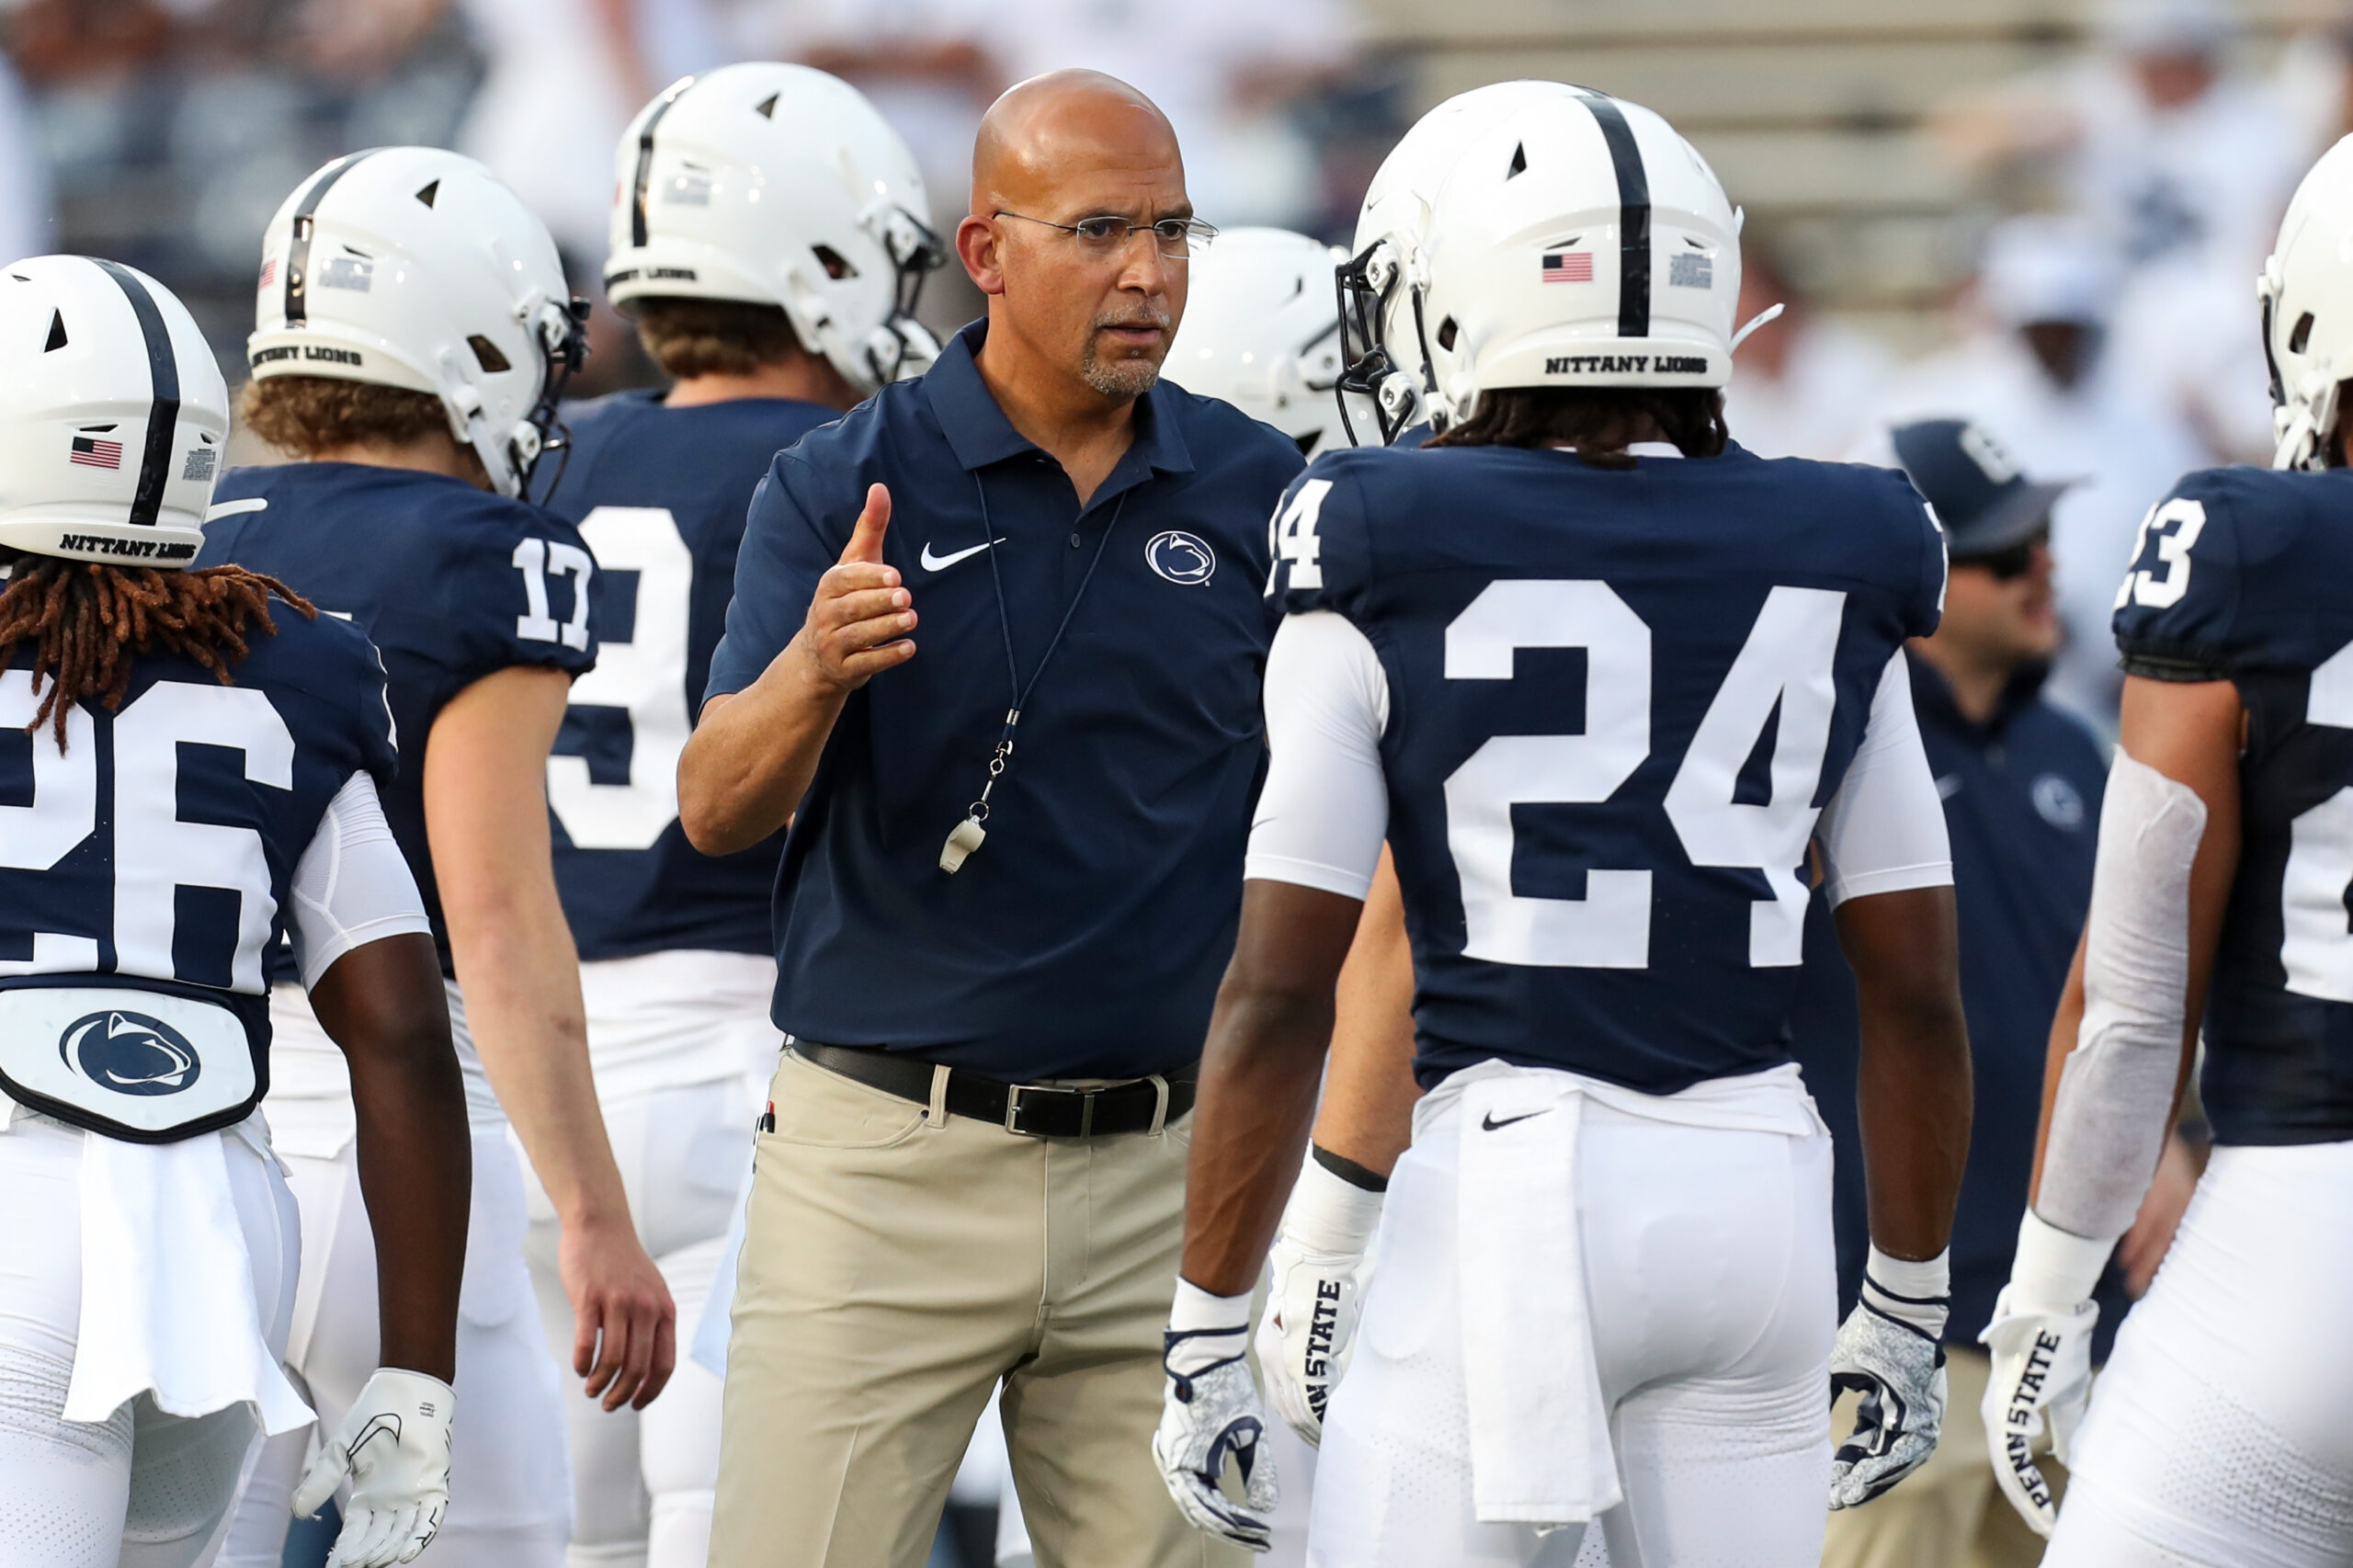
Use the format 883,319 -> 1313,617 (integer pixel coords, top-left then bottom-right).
4,0 -> 2347,739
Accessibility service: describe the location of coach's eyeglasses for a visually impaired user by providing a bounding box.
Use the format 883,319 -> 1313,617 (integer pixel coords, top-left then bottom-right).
994,210 -> 1218,260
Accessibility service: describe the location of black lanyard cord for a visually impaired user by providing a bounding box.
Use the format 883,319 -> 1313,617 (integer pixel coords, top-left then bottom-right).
961,474 -> 1130,830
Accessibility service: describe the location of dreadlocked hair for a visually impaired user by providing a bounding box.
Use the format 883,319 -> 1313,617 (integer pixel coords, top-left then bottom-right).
1429,386 -> 1728,469
0,555 -> 315,747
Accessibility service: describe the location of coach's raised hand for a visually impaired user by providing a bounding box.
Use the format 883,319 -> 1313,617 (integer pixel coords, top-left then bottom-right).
800,483 -> 918,690
679,483 -> 917,856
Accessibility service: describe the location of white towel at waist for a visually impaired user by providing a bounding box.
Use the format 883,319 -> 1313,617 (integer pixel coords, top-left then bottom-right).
1,1096 -> 313,1434
1435,1058 -> 1825,1528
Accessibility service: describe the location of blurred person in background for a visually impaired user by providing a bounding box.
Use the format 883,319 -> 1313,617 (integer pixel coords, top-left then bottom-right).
1791,418 -> 2200,1568
1876,215 -> 2205,729
1937,0 -> 2301,279
530,63 -> 943,1568
1722,241 -> 1894,461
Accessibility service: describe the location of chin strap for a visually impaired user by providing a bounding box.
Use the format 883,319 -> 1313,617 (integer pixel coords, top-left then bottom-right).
1730,301 -> 1786,354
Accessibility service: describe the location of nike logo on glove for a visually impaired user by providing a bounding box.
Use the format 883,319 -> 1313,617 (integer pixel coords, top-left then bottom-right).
1480,1110 -> 1548,1131
920,539 -> 1008,572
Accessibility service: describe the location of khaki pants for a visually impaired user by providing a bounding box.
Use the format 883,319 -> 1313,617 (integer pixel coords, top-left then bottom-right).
1823,1346 -> 2067,1568
710,1050 -> 1244,1568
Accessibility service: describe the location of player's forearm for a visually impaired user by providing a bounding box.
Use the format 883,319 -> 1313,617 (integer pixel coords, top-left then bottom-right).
1182,985 -> 1333,1296
678,641 -> 847,855
445,894 -> 630,1229
348,1032 -> 470,1382
1839,884 -> 1972,1261
1313,849 -> 1420,1178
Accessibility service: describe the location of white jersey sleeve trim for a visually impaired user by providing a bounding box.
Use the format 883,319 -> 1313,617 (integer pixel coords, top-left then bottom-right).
289,771 -> 431,989
1816,653 -> 1953,906
1245,610 -> 1390,901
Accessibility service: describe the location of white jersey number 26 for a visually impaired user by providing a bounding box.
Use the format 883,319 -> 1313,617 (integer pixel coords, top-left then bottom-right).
1444,581 -> 1845,970
547,506 -> 694,851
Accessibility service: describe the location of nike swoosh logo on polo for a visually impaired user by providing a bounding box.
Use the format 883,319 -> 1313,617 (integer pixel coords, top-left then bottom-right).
1935,774 -> 1962,801
1480,1110 -> 1548,1131
920,538 -> 1008,572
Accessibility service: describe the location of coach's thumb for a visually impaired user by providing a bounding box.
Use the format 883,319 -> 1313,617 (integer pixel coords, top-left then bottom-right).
292,1434 -> 352,1518
840,484 -> 892,564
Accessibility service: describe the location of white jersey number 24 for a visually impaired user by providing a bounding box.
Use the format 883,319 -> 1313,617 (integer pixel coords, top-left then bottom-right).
547,506 -> 694,851
1443,580 -> 1845,971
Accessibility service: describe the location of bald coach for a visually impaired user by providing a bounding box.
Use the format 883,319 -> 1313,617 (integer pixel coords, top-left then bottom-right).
682,71 -> 1302,1568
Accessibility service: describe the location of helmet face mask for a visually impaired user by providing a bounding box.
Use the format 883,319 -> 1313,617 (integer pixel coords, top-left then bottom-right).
604,64 -> 947,397
0,256 -> 229,569
247,147 -> 580,500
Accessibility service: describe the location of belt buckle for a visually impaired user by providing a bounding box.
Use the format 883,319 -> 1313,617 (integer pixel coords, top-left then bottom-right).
1004,1083 -> 1095,1138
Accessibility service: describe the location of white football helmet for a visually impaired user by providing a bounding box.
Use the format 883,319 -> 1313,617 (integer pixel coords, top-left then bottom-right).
1166,228 -> 1349,454
2261,134 -> 2353,470
1420,93 -> 1743,426
0,255 -> 228,568
248,147 -> 587,500
1338,80 -> 1584,443
604,64 -> 946,394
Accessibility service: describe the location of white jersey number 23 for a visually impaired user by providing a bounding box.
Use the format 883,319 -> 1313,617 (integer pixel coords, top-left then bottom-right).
547,506 -> 694,851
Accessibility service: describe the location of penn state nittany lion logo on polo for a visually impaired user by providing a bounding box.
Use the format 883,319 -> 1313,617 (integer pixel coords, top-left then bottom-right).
59,1009 -> 202,1096
1146,529 -> 1216,585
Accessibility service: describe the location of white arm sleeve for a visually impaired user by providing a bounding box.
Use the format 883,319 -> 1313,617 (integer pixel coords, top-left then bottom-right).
1245,610 -> 1391,901
288,771 -> 432,989
1816,653 -> 1954,905
2035,750 -> 2207,1244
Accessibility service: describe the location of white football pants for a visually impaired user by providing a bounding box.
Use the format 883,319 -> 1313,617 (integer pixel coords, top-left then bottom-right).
2045,1139 -> 2353,1568
0,1110 -> 299,1568
522,950 -> 774,1568
1307,1094 -> 1835,1568
217,1125 -> 573,1567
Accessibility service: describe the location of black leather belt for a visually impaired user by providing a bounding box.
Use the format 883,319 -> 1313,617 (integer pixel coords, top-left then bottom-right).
790,1041 -> 1195,1138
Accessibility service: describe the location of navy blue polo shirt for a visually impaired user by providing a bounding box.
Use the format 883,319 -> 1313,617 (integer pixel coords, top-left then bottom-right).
1788,653 -> 2133,1355
706,320 -> 1303,1081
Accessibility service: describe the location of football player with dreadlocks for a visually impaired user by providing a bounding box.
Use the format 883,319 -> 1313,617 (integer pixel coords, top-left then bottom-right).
204,149 -> 675,1568
0,255 -> 468,1568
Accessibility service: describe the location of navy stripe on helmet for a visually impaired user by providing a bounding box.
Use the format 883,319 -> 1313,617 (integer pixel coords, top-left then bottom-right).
285,149 -> 382,327
630,78 -> 697,249
1577,94 -> 1651,338
91,258 -> 178,530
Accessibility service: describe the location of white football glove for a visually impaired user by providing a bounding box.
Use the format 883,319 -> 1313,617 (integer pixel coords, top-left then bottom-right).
1154,1280 -> 1277,1552
293,1368 -> 455,1568
1256,1149 -> 1384,1447
1979,1211 -> 2110,1538
1827,1247 -> 1949,1509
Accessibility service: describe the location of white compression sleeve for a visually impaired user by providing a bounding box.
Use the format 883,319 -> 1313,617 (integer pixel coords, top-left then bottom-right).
1816,653 -> 1953,905
288,771 -> 432,989
1245,609 -> 1390,900
2035,750 -> 2207,1243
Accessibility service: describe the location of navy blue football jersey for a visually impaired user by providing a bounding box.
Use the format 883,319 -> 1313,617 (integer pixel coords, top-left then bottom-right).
537,391 -> 835,960
199,463 -> 597,970
2114,464 -> 2353,1144
0,608 -> 398,1007
1273,441 -> 1946,1094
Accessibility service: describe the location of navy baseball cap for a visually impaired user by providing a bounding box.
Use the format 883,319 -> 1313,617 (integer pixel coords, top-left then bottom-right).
1888,419 -> 2073,559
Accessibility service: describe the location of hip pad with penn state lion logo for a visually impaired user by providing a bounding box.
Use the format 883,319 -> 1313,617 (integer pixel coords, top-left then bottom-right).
0,984 -> 261,1141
